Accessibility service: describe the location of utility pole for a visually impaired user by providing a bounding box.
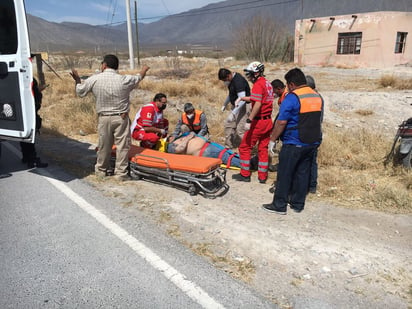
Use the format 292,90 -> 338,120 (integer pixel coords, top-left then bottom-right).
134,1 -> 140,66
125,0 -> 135,69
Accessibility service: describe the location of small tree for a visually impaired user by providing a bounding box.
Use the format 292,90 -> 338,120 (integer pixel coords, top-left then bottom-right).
233,15 -> 293,63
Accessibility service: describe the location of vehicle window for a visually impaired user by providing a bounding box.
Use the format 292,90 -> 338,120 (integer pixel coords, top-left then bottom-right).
0,0 -> 18,55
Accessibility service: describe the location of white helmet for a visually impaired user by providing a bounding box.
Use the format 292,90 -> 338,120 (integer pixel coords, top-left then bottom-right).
244,61 -> 264,75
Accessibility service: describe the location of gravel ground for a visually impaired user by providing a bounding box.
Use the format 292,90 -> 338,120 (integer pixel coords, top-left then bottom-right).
37,66 -> 412,309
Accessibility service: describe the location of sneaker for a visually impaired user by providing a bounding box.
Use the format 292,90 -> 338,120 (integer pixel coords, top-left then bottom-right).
232,173 -> 251,182
262,203 -> 287,215
115,174 -> 131,181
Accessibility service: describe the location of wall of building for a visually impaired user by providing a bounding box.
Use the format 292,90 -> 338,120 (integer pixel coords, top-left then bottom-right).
294,11 -> 412,67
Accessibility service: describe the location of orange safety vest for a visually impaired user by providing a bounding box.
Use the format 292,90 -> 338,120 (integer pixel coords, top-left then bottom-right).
292,86 -> 322,144
182,109 -> 203,133
277,89 -> 287,106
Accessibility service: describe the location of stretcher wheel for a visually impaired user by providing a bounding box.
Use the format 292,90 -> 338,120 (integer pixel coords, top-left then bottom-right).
130,170 -> 141,180
188,184 -> 198,196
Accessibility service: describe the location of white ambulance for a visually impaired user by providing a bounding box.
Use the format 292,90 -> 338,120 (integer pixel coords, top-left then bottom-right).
0,0 -> 35,157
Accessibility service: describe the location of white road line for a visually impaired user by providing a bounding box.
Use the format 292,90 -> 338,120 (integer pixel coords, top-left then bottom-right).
4,141 -> 225,309
48,179 -> 226,308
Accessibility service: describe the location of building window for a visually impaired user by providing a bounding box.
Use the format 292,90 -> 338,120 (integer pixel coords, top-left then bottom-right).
336,32 -> 362,55
395,32 -> 407,53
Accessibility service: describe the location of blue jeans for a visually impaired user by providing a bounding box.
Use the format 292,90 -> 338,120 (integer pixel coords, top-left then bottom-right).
272,144 -> 317,211
202,143 -> 241,168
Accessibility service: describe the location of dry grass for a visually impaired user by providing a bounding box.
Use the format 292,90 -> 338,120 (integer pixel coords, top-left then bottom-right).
379,74 -> 412,90
37,55 -> 412,214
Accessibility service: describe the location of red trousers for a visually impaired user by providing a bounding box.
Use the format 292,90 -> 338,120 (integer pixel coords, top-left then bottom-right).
132,119 -> 168,148
238,118 -> 271,181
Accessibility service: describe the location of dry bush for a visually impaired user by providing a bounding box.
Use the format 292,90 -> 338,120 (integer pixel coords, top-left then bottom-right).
156,69 -> 191,79
379,74 -> 412,90
355,109 -> 374,116
40,72 -> 97,136
316,123 -> 412,212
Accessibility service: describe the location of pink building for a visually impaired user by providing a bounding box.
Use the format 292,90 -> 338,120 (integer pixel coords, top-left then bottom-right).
294,11 -> 412,68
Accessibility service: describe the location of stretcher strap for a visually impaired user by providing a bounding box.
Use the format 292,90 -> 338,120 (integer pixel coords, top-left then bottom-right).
199,142 -> 210,157
225,153 -> 236,169
218,148 -> 236,169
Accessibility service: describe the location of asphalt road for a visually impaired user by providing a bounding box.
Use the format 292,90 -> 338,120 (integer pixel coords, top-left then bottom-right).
0,141 -> 276,309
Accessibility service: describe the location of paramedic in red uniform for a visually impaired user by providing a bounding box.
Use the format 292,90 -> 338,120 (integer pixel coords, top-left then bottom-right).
232,61 -> 274,184
168,102 -> 209,142
131,93 -> 169,148
263,68 -> 322,215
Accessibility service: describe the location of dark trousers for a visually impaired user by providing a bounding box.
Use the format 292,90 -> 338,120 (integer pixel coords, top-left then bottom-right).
20,142 -> 36,162
309,146 -> 319,190
272,144 -> 317,211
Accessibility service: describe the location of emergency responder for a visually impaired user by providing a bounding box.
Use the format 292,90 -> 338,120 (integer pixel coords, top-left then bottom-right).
271,79 -> 287,106
218,68 -> 251,149
131,93 -> 169,148
263,68 -> 322,214
232,61 -> 274,184
169,103 -> 208,142
306,75 -> 324,194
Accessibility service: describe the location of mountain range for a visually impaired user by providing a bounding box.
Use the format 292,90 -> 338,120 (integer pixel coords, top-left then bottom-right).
28,0 -> 411,53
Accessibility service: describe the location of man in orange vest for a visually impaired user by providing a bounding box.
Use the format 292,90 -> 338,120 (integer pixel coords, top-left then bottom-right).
263,68 -> 322,215
271,79 -> 287,106
169,103 -> 209,142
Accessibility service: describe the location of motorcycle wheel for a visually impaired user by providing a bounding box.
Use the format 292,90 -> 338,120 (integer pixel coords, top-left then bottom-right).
402,150 -> 412,169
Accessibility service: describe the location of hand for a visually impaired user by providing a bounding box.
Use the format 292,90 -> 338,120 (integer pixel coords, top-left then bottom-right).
159,129 -> 166,136
235,97 -> 242,107
221,105 -> 226,112
227,113 -> 235,122
70,69 -> 81,84
168,136 -> 175,143
244,122 -> 251,131
268,141 -> 277,156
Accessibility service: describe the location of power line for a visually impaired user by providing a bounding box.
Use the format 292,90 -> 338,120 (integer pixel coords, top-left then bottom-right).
99,0 -> 300,25
160,0 -> 171,15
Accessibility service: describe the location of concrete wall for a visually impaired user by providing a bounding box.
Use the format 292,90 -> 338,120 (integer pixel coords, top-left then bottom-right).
294,11 -> 412,67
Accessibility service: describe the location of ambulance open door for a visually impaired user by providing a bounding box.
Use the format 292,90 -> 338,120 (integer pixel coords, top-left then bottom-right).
0,0 -> 35,143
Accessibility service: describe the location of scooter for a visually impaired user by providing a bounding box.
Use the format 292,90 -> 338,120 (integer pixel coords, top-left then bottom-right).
386,117 -> 412,169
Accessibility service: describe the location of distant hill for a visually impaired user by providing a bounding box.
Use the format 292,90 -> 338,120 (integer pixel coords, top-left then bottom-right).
28,0 -> 411,52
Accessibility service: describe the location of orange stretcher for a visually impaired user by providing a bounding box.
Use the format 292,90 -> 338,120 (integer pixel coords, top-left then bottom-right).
125,145 -> 229,198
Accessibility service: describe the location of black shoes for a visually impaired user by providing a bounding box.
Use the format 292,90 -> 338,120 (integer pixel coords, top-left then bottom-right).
258,178 -> 267,184
309,187 -> 317,194
262,203 -> 286,215
232,173 -> 251,182
262,203 -> 303,214
27,157 -> 48,168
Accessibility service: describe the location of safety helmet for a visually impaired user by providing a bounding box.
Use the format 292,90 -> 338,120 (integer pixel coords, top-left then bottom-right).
244,61 -> 264,75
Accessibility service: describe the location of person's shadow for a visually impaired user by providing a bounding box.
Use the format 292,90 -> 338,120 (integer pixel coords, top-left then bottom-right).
0,132 -> 97,183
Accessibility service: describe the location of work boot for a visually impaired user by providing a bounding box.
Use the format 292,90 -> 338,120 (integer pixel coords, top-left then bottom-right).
28,157 -> 48,168
232,173 -> 251,182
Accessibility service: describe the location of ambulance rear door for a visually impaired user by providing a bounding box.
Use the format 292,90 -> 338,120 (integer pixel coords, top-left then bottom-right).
0,0 -> 35,143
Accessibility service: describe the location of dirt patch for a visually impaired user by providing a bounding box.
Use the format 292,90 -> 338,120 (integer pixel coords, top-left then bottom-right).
36,66 -> 412,308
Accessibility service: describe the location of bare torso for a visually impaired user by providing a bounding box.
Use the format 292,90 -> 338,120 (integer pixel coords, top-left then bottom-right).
185,137 -> 207,156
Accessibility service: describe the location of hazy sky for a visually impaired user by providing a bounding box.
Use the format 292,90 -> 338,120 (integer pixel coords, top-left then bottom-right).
25,0 -> 224,25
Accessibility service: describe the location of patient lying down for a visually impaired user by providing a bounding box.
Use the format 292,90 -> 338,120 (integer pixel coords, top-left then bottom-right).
166,132 -> 241,168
